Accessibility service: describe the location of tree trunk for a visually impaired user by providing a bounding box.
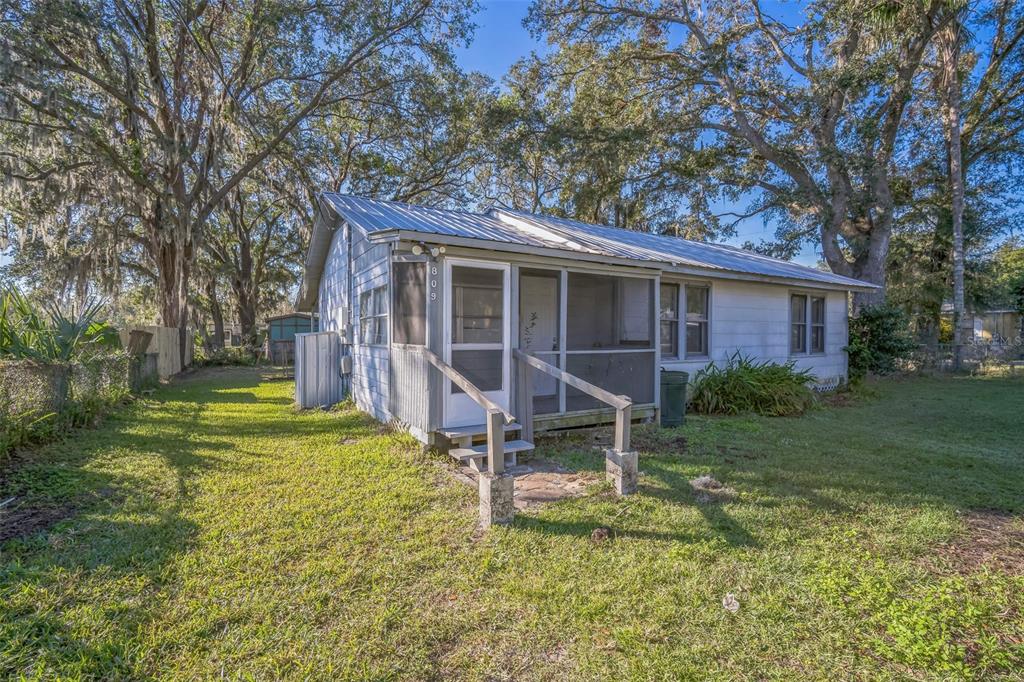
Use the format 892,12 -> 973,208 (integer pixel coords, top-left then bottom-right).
233,278 -> 258,351
821,185 -> 890,311
231,225 -> 260,352
206,277 -> 225,351
941,20 -> 967,371
150,214 -> 194,371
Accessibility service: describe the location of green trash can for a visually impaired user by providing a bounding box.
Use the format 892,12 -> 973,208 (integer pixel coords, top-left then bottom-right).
660,369 -> 689,427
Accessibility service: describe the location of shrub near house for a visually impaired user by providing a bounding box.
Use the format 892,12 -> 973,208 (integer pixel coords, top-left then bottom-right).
689,353 -> 817,417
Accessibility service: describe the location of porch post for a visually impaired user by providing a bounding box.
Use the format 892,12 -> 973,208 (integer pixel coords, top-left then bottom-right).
607,399 -> 637,495
605,448 -> 638,495
479,407 -> 514,528
516,355 -> 534,444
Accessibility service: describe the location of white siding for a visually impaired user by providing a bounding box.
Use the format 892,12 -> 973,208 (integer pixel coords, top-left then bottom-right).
349,228 -> 392,422
660,280 -> 849,383
319,222 -> 349,335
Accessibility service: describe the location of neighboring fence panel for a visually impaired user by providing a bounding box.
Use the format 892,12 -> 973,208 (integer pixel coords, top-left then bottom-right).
118,326 -> 193,378
295,332 -> 346,408
1,354 -> 147,457
389,345 -> 430,435
910,342 -> 1024,372
265,340 -> 296,366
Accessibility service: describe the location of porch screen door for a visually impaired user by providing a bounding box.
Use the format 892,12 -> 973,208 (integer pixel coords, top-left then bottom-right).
443,260 -> 511,427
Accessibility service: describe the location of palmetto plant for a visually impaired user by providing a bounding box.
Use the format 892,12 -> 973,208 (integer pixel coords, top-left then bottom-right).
0,288 -> 118,362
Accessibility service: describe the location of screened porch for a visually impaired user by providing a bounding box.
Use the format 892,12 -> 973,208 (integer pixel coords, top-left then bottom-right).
516,267 -> 657,420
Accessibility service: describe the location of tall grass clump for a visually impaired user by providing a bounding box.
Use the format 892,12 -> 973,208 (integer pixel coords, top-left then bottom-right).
689,353 -> 817,417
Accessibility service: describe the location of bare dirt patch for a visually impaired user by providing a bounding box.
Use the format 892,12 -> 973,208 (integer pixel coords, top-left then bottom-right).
690,474 -> 737,504
931,509 -> 1024,575
631,427 -> 688,454
0,497 -> 81,543
819,390 -> 857,408
716,444 -> 764,463
451,459 -> 601,510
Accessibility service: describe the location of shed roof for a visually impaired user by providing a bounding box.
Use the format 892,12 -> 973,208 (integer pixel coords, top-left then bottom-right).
298,193 -> 876,309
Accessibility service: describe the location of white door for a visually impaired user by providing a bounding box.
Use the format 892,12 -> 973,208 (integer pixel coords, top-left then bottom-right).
443,259 -> 511,428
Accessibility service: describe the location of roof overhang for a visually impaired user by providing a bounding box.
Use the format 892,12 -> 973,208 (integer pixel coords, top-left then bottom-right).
294,196 -> 337,311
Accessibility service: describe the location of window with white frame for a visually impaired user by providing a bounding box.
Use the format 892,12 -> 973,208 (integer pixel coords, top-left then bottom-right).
359,285 -> 388,345
810,296 -> 825,353
791,294 -> 826,354
685,285 -> 709,357
660,283 -> 680,358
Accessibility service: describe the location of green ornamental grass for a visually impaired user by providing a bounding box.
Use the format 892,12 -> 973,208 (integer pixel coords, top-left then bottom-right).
689,352 -> 817,417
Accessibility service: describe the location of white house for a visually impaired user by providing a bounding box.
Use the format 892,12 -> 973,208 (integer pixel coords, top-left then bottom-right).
295,194 -> 875,484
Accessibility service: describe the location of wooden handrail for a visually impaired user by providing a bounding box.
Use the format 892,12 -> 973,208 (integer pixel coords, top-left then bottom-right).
421,348 -> 516,424
513,349 -> 633,452
512,350 -> 632,410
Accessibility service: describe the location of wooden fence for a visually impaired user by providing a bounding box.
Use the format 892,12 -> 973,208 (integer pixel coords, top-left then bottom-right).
117,326 -> 193,378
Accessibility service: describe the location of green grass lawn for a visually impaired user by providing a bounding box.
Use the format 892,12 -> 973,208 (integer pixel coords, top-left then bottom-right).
1,368 -> 1021,680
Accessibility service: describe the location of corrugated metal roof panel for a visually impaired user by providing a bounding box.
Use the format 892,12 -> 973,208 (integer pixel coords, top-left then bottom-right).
319,193 -> 583,251
318,193 -> 876,290
494,208 -> 875,289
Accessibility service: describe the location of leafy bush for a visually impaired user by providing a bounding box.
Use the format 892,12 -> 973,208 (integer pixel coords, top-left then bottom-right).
846,304 -> 916,381
689,353 -> 817,417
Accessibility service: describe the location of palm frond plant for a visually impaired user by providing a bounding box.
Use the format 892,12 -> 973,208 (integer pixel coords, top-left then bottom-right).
0,288 -> 117,362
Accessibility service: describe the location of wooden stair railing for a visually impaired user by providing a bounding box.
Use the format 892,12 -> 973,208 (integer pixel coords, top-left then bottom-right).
421,348 -> 516,474
513,349 -> 632,453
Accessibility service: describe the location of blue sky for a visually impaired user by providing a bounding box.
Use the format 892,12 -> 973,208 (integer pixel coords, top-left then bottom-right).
454,0 -> 817,264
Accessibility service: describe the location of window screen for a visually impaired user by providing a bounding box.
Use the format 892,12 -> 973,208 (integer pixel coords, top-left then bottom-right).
566,272 -> 652,350
392,262 -> 426,345
660,283 -> 679,358
452,266 -> 503,344
519,269 -> 560,352
565,351 -> 655,411
685,285 -> 709,357
791,294 -> 808,354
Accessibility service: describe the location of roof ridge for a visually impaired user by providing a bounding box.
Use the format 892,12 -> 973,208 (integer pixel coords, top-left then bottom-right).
321,191 -> 493,220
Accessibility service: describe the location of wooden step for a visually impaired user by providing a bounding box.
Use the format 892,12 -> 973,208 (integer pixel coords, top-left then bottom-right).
448,439 -> 535,462
438,422 -> 521,440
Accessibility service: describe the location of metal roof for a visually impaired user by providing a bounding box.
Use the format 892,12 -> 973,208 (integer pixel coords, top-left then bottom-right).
320,193 -> 606,253
314,193 -> 877,291
493,208 -> 876,290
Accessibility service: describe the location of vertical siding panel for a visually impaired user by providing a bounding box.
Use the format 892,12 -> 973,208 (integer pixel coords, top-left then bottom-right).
295,331 -> 344,408
389,346 -> 429,435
